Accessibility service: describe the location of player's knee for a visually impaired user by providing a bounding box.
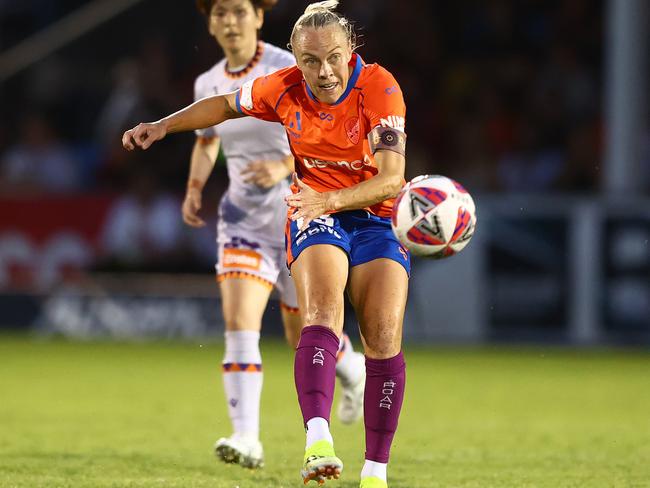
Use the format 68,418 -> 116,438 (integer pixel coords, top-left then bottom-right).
362,321 -> 402,359
364,341 -> 401,359
302,306 -> 341,330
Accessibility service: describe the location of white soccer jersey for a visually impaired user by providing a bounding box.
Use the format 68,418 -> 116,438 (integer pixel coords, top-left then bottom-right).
194,42 -> 295,243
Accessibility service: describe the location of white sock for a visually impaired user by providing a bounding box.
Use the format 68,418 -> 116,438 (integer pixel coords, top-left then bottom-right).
305,417 -> 333,449
222,330 -> 263,441
361,460 -> 387,481
335,333 -> 364,386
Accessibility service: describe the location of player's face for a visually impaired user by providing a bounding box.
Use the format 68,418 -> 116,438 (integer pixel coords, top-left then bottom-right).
209,0 -> 262,51
293,25 -> 353,105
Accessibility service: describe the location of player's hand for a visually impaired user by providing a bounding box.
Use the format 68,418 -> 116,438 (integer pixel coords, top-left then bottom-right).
122,121 -> 167,151
285,173 -> 332,231
182,188 -> 206,227
241,160 -> 291,189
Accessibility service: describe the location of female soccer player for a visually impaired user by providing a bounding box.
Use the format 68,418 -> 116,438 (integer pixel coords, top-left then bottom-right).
181,0 -> 365,470
123,1 -> 408,486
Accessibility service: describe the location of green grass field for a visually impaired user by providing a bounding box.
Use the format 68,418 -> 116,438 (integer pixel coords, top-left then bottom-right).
0,336 -> 648,488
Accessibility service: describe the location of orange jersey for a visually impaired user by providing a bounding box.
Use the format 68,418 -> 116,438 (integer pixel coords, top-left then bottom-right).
235,54 -> 406,218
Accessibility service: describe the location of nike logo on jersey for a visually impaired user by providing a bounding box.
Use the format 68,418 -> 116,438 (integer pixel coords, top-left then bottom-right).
380,115 -> 405,132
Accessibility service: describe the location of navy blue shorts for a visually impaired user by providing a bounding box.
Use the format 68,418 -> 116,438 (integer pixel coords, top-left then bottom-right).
285,210 -> 411,275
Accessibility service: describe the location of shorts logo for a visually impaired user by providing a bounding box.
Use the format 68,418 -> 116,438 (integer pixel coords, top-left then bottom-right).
345,116 -> 360,144
295,216 -> 342,246
222,248 -> 262,270
224,236 -> 260,250
398,246 -> 408,261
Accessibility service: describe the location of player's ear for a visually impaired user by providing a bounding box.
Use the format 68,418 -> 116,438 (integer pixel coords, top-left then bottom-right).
208,15 -> 218,37
342,33 -> 353,61
345,45 -> 353,63
254,7 -> 264,30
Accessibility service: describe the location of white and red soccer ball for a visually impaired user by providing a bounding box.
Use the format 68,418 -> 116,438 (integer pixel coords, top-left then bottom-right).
391,175 -> 477,258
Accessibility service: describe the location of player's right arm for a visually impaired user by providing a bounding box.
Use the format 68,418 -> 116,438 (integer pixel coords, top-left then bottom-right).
182,136 -> 221,228
122,92 -> 242,151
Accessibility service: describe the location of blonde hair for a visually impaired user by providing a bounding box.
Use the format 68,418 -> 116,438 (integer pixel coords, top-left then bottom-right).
289,0 -> 356,51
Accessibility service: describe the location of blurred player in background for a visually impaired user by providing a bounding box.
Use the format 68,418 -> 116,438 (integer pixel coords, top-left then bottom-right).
182,0 -> 366,470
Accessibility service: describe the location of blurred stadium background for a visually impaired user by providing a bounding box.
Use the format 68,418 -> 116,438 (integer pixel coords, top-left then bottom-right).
1,1 -> 649,487
1,0 -> 648,343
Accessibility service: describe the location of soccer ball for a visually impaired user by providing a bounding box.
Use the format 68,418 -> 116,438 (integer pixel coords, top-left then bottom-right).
391,175 -> 477,258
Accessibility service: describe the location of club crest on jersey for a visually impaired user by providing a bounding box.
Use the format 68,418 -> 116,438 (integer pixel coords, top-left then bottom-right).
345,116 -> 360,144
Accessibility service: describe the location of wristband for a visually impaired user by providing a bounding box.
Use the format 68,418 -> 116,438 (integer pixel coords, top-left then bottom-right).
187,179 -> 203,191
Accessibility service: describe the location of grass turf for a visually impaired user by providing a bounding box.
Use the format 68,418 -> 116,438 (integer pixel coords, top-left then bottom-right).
0,336 -> 648,487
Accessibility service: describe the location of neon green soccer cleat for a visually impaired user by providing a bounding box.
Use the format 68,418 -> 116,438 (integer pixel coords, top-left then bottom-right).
301,439 -> 343,485
359,476 -> 388,488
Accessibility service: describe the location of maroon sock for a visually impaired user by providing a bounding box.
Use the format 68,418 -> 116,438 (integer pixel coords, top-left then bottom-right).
294,325 -> 340,425
364,352 -> 406,463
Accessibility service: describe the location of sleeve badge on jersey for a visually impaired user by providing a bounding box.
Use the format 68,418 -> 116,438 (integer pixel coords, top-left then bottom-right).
240,80 -> 254,111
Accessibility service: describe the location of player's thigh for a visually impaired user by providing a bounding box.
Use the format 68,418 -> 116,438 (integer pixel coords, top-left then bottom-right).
219,277 -> 273,331
216,223 -> 281,331
290,244 -> 349,335
348,258 -> 409,359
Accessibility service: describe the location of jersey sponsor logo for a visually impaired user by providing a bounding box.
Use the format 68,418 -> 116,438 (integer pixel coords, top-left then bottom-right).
319,112 -> 334,121
384,85 -> 398,95
345,116 -> 360,144
379,115 -> 405,132
240,80 -> 254,110
303,155 -> 372,172
222,248 -> 262,270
